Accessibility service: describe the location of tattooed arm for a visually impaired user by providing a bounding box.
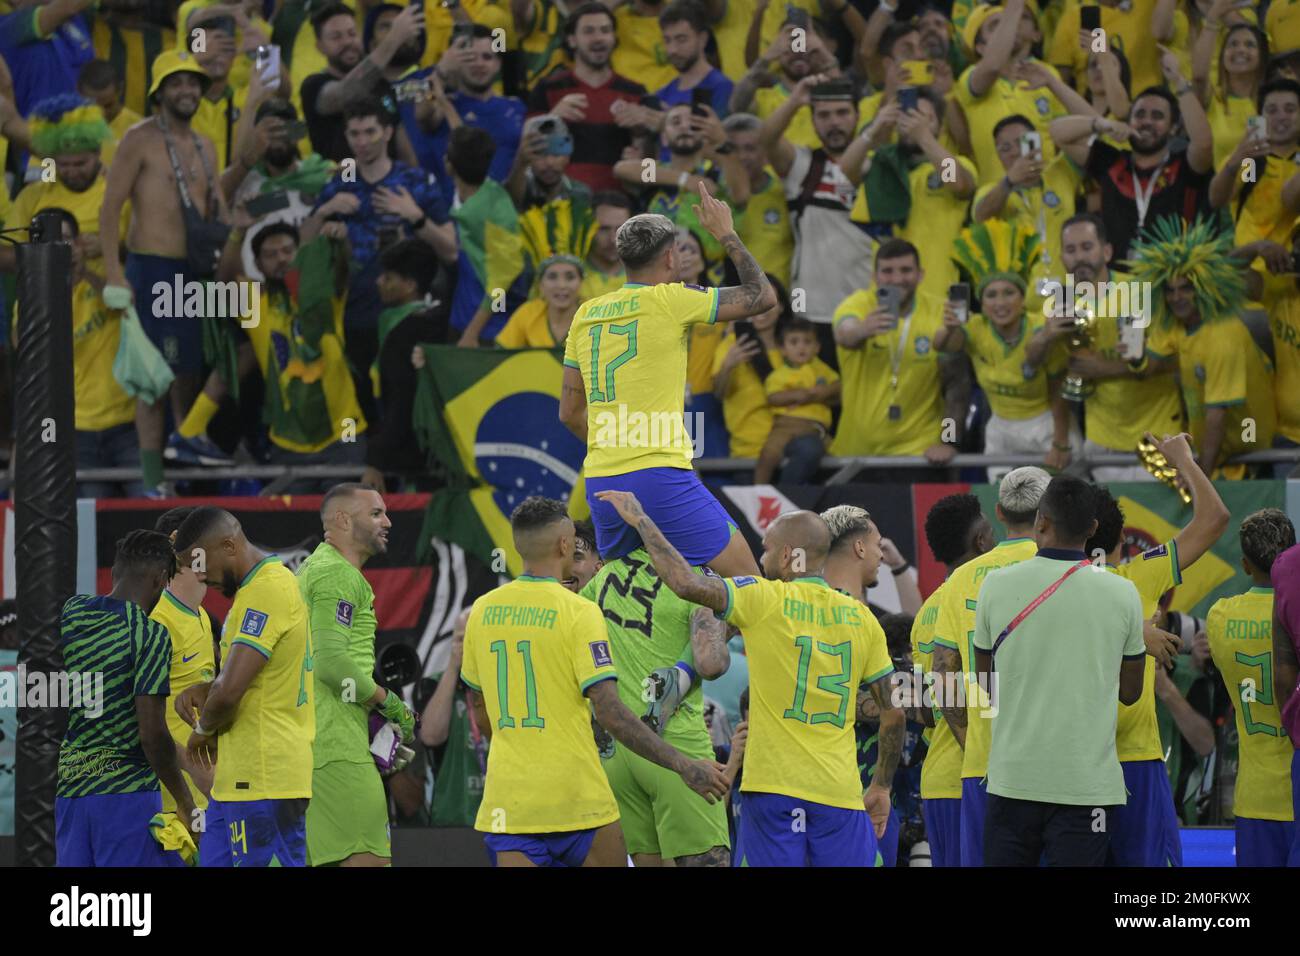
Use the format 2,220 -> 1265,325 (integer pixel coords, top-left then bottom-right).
929,645 -> 967,747
559,365 -> 588,440
586,680 -> 729,802
595,491 -> 729,613
690,607 -> 731,680
693,181 -> 777,322
862,672 -> 904,838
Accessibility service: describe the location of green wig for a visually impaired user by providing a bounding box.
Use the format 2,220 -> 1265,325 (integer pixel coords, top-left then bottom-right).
1121,215 -> 1246,329
29,94 -> 111,158
950,219 -> 1041,299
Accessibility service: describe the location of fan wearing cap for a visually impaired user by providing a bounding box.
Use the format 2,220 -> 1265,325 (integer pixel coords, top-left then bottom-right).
935,220 -> 1080,481
1127,215 -> 1277,478
100,47 -> 229,496
10,93 -> 115,275
952,0 -> 1084,189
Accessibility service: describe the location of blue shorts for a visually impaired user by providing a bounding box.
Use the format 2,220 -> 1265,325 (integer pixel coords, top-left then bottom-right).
1109,759 -> 1182,867
223,798 -> 308,867
923,797 -> 962,867
484,829 -> 597,867
1292,751 -> 1300,867
56,790 -> 184,867
1235,817 -> 1295,867
199,798 -> 231,868
737,792 -> 877,867
586,466 -> 737,565
125,252 -> 204,375
960,777 -> 987,867
878,807 -> 900,867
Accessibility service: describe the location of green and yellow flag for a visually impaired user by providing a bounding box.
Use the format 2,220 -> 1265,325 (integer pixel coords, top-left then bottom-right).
452,178 -> 526,313
412,346 -> 586,575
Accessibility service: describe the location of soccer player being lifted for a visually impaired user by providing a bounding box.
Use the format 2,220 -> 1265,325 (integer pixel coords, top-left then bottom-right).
598,490 -> 904,867
298,482 -> 416,867
174,508 -> 316,867
560,182 -> 776,581
462,497 -> 730,867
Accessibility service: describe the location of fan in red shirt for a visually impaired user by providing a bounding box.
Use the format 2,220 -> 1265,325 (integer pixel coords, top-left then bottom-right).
526,2 -> 648,193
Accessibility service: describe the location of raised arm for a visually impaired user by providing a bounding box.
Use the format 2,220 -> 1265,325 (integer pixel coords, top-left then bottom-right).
1162,48 -> 1212,174
36,0 -> 94,37
1154,432 -> 1230,566
695,181 -> 777,321
969,0 -> 1025,98
316,4 -> 425,116
594,490 -> 730,612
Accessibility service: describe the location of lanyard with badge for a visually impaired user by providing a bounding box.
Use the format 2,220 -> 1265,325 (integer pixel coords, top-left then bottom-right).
887,299 -> 916,421
1132,152 -> 1169,238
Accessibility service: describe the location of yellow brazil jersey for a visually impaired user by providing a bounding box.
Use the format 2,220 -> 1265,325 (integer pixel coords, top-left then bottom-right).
150,588 -> 215,811
722,574 -> 894,809
579,264 -> 626,302
193,83 -> 250,171
753,85 -> 876,151
688,322 -> 727,395
1233,149 -> 1300,255
911,584 -> 962,800
11,174 -> 129,277
1049,0 -> 1165,95
932,537 -> 1039,780
1112,540 -> 1182,762
1264,289 -> 1300,443
972,152 -> 1081,284
830,288 -> 946,457
1208,587 -> 1295,821
214,556 -> 314,801
1082,288 -> 1185,452
461,575 -> 621,833
71,281 -> 136,433
711,332 -> 782,458
756,0 -> 817,59
897,156 -> 979,303
611,6 -> 675,93
961,311 -> 1065,420
763,358 -> 837,428
564,281 -> 720,477
712,0 -> 757,81
735,169 -> 793,288
1160,318 -> 1277,472
953,63 -> 1066,187
1208,90 -> 1256,173
245,288 -> 367,454
518,0 -> 569,88
1269,0 -> 1300,61
103,107 -> 142,168
497,299 -> 561,349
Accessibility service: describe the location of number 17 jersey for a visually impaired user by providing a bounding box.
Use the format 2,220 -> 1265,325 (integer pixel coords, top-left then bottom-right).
722,574 -> 894,810
564,281 -> 720,477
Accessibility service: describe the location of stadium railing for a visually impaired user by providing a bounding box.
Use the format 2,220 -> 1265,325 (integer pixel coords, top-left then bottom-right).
3,449 -> 1295,494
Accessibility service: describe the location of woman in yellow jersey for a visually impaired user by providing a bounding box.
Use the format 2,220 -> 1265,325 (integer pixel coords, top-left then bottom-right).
496,254 -> 583,349
676,227 -> 730,458
934,220 -> 1079,480
1195,21 -> 1268,170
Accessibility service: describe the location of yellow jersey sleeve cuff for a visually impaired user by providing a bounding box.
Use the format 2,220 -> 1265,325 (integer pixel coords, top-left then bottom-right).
707,287 -> 721,325
1168,538 -> 1183,586
864,664 -> 894,686
930,635 -> 959,651
719,579 -> 736,623
563,358 -> 580,369
580,672 -> 618,693
230,637 -> 271,660
460,675 -> 483,693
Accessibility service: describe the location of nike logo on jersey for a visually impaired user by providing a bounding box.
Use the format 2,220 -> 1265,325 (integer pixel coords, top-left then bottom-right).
182,653 -> 200,663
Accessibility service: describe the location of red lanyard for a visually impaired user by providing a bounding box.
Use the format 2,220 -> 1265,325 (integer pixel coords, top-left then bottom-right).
991,559 -> 1091,657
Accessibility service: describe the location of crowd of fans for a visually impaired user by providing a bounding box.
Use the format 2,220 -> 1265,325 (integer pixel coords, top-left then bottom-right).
0,0 -> 1296,498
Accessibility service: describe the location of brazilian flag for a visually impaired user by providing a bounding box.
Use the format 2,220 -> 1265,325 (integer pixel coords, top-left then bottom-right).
452,178 -> 526,314
971,479 -> 1285,617
413,346 -> 586,576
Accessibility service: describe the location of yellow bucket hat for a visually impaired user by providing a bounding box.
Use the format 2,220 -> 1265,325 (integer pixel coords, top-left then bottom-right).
148,49 -> 212,101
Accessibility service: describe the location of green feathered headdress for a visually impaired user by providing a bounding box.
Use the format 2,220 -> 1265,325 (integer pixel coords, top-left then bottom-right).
29,94 -> 111,158
950,219 -> 1041,298
1121,216 -> 1245,329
